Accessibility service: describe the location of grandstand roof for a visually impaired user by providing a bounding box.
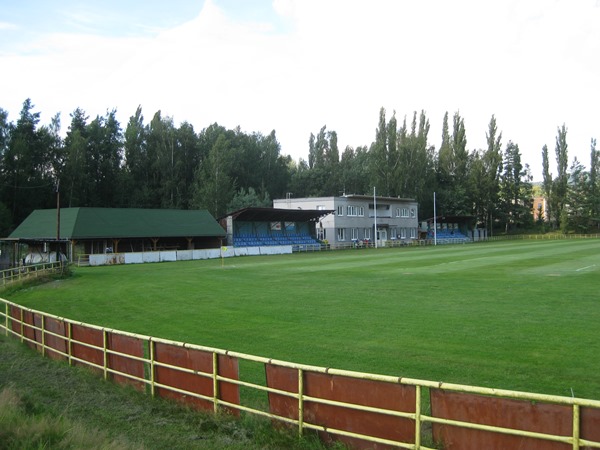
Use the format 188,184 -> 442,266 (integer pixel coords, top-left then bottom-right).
425,215 -> 476,224
9,208 -> 226,240
222,207 -> 333,223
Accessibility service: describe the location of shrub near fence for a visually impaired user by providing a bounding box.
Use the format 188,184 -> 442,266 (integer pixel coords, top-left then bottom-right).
2,298 -> 600,450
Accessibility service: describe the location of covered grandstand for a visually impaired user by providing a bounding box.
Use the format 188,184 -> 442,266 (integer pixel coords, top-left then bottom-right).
424,215 -> 478,243
7,208 -> 226,264
220,207 -> 333,250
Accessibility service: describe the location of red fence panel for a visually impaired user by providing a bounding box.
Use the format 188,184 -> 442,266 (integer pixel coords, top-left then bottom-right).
44,316 -> 67,361
266,365 -> 416,450
266,364 -> 300,421
9,305 -> 21,335
215,354 -> 240,414
26,311 -> 41,351
430,389 -> 572,450
107,332 -> 145,391
71,324 -> 104,373
581,406 -> 600,447
154,342 -> 239,414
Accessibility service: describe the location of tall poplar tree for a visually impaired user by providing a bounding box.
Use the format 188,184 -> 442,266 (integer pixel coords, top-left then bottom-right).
554,124 -> 569,228
590,138 -> 600,230
541,144 -> 553,226
370,107 -> 399,196
500,141 -> 533,231
436,111 -> 469,215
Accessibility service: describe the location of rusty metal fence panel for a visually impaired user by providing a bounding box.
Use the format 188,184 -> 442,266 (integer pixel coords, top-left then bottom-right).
2,298 -> 600,450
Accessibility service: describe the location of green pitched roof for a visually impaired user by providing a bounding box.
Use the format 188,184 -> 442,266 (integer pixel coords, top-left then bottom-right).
9,208 -> 225,240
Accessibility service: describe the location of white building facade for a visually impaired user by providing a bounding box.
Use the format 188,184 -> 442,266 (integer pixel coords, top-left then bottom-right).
273,195 -> 419,247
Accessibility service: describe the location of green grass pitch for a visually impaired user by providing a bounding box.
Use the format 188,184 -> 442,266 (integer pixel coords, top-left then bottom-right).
6,239 -> 600,400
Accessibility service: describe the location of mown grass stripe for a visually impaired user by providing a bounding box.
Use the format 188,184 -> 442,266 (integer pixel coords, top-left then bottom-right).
6,239 -> 600,400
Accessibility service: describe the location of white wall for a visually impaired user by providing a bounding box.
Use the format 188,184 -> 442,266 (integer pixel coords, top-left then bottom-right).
88,246 -> 293,266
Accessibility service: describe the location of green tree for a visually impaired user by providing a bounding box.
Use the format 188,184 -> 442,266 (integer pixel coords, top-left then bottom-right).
565,157 -> 590,233
553,124 -> 569,228
256,130 -> 291,200
86,110 -> 123,207
63,108 -> 90,207
589,138 -> 599,231
339,145 -> 370,195
174,121 -> 202,209
123,106 -> 150,207
145,111 -> 178,208
396,111 -> 436,215
469,115 -> 502,235
436,111 -> 469,215
192,133 -> 235,218
370,108 -> 399,196
1,99 -> 55,224
227,187 -> 271,211
499,141 -> 533,232
541,144 -> 553,227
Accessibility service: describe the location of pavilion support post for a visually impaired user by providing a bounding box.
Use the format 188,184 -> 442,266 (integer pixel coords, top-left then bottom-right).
186,237 -> 193,250
151,238 -> 159,251
112,239 -> 120,253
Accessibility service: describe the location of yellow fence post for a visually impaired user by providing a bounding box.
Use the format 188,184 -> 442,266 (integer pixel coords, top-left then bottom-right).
414,385 -> 421,449
212,352 -> 219,413
4,301 -> 8,336
67,322 -> 72,366
572,404 -> 580,450
41,315 -> 46,357
149,338 -> 156,397
298,368 -> 304,437
103,329 -> 108,381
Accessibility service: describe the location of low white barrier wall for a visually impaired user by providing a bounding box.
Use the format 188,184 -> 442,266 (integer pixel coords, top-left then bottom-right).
88,246 -> 293,266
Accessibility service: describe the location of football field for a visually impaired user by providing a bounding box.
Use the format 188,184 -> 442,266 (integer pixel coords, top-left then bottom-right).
7,238 -> 600,400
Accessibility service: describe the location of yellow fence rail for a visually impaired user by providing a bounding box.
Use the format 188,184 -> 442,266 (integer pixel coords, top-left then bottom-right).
0,262 -> 65,288
2,298 -> 600,450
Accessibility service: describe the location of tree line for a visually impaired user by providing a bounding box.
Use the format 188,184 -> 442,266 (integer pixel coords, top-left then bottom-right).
0,99 -> 598,237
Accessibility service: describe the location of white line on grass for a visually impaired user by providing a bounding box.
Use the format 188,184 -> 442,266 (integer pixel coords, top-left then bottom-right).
576,264 -> 596,272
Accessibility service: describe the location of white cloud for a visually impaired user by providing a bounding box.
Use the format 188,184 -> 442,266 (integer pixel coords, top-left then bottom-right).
0,22 -> 18,31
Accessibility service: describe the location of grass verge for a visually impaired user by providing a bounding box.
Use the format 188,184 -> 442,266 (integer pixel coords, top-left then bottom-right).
0,334 -> 340,450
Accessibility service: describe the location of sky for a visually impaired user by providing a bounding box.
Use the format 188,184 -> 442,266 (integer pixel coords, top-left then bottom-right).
1,0 -> 599,181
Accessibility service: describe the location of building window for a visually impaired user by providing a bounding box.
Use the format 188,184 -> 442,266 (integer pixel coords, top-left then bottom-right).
364,228 -> 371,239
395,208 -> 400,217
317,228 -> 326,240
346,205 -> 364,217
402,208 -> 409,218
410,208 -> 416,218
400,228 -> 407,238
410,228 -> 417,238
337,205 -> 344,216
337,228 -> 346,241
390,227 -> 397,239
351,228 -> 358,240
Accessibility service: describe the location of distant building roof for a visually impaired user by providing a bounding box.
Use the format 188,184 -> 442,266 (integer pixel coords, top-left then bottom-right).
9,208 -> 225,240
221,207 -> 333,223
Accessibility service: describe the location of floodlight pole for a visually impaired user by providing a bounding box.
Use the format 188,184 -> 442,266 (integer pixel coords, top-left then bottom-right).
373,186 -> 377,249
433,191 -> 437,246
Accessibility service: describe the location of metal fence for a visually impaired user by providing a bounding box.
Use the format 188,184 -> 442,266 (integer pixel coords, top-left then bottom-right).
0,262 -> 65,288
2,298 -> 600,450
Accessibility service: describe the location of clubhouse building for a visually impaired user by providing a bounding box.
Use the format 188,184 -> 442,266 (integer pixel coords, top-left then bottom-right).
273,195 -> 420,247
